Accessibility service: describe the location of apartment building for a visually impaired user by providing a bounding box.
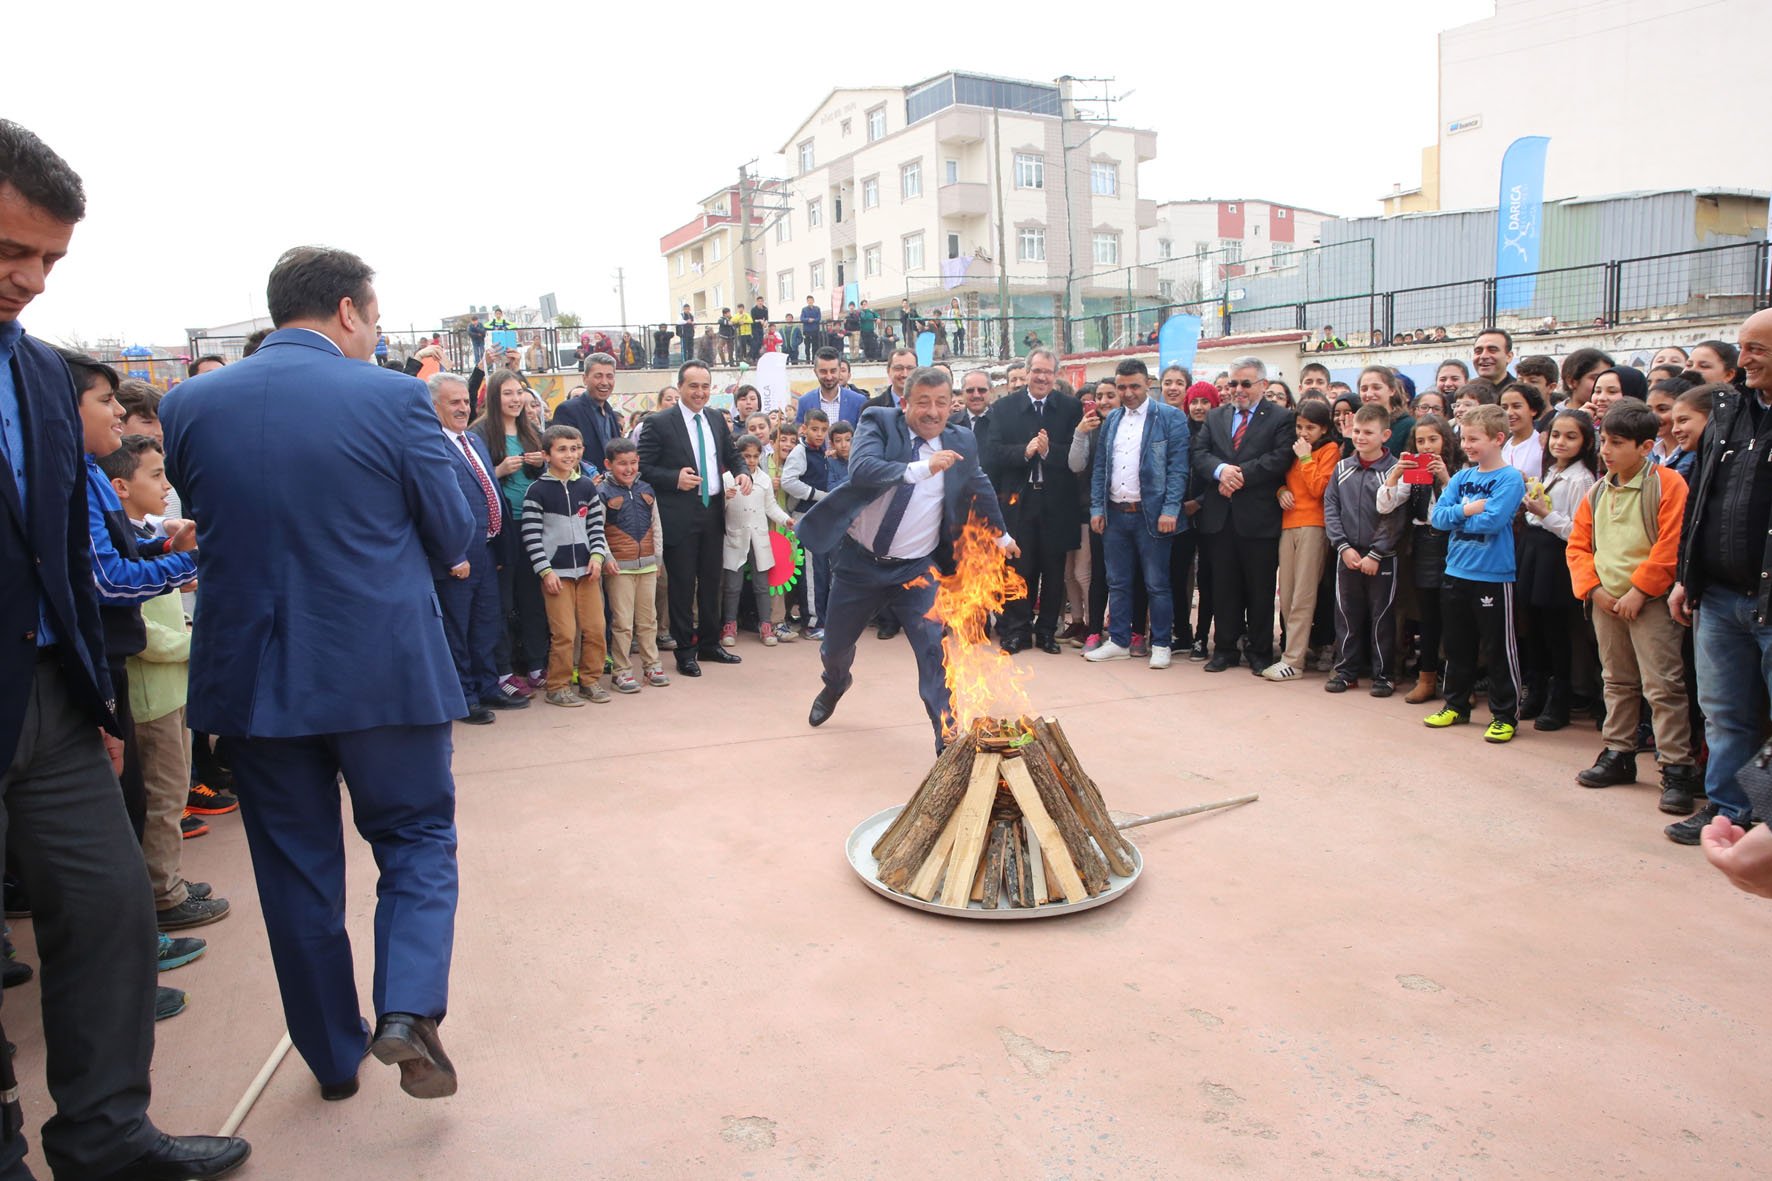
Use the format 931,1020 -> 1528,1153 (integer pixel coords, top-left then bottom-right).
659,186 -> 764,321
1139,199 -> 1335,304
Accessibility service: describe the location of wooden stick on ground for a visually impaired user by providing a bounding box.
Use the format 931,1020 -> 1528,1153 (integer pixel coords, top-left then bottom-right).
1035,717 -> 1139,877
1115,794 -> 1260,830
939,753 -> 1003,909
1000,757 -> 1089,903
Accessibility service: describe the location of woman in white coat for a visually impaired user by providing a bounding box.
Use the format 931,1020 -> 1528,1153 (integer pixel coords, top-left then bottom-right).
720,433 -> 795,646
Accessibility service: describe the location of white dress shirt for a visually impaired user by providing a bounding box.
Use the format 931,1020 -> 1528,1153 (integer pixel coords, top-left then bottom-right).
847,437 -> 946,559
1108,401 -> 1148,503
1502,430 -> 1543,480
680,404 -> 722,496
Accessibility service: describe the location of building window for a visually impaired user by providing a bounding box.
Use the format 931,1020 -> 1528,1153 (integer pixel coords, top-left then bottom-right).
840,118 -> 852,137
711,284 -> 722,310
903,232 -> 925,273
1221,240 -> 1243,264
1194,240 -> 1210,257
1158,279 -> 1175,301
808,198 -> 822,228
1226,202 -> 1237,213
901,160 -> 923,200
1253,223 -> 1261,237
861,176 -> 879,210
867,105 -> 886,142
809,260 -> 825,290
1271,242 -> 1292,259
711,238 -> 723,263
1276,208 -> 1288,219
1013,153 -> 1044,189
1018,227 -> 1045,262
1092,233 -> 1119,266
1157,238 -> 1173,259
778,271 -> 793,302
947,233 -> 961,260
1090,163 -> 1118,196
864,245 -> 881,277
775,214 -> 791,243
944,159 -> 959,185
674,253 -> 685,277
798,140 -> 815,174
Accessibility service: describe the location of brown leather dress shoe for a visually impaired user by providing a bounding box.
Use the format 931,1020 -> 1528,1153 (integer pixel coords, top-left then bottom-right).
370,1012 -> 458,1099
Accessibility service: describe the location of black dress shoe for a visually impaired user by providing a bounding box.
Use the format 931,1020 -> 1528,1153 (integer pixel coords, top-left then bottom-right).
1202,654 -> 1233,673
99,1132 -> 251,1180
320,1075 -> 359,1101
999,636 -> 1028,655
675,655 -> 702,677
808,677 -> 853,728
2,958 -> 32,989
698,646 -> 742,665
481,694 -> 529,711
461,706 -> 495,725
876,620 -> 900,640
1035,634 -> 1063,655
371,1012 -> 458,1099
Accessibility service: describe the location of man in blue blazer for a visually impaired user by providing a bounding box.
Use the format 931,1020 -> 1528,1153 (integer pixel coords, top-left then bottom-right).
0,120 -> 250,1179
796,368 -> 1017,750
794,346 -> 868,426
1084,358 -> 1192,669
428,371 -> 524,725
162,246 -> 475,1104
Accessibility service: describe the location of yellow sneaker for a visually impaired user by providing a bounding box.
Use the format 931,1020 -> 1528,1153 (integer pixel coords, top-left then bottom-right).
1423,708 -> 1468,728
1484,720 -> 1517,743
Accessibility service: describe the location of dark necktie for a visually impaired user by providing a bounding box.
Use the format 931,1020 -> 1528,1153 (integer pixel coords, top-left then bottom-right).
460,435 -> 502,538
872,442 -> 925,555
1031,398 -> 1045,484
1232,409 -> 1250,450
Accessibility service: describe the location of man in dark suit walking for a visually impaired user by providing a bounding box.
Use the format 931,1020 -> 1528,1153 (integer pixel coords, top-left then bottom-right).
1189,356 -> 1296,674
983,347 -> 1082,654
636,359 -> 750,676
429,372 -> 525,725
0,118 -> 250,1181
797,369 -> 1015,749
163,246 -> 475,1104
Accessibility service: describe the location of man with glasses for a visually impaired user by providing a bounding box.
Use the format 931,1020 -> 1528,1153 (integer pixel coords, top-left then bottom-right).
1190,356 -> 1296,674
950,369 -> 994,446
983,347 -> 1082,654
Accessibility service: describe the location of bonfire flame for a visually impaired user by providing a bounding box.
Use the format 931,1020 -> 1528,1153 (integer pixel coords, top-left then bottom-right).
927,514 -> 1032,739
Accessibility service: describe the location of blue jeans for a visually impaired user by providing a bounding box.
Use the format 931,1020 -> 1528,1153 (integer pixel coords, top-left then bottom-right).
1104,510 -> 1174,649
1693,587 -> 1772,821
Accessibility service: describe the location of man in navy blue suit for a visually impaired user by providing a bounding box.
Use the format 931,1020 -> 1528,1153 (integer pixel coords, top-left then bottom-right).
793,347 -> 867,427
428,371 -> 525,725
0,120 -> 250,1180
161,246 -> 475,1104
796,368 -> 1016,750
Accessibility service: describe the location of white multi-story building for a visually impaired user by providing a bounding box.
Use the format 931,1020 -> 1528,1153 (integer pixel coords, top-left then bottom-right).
761,72 -> 1157,353
1140,199 -> 1335,304
659,186 -> 764,322
1385,0 -> 1772,214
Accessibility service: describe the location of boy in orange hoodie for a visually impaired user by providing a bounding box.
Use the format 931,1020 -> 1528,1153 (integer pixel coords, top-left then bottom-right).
1565,401 -> 1698,809
1263,400 -> 1342,680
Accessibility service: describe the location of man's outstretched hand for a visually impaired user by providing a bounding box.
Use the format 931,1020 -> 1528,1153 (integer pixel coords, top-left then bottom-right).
1701,816 -> 1772,899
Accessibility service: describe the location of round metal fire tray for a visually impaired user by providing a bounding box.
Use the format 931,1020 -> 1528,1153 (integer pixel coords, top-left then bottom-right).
845,805 -> 1143,920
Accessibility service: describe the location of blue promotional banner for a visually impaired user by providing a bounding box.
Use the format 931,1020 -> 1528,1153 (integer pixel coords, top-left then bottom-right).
915,331 -> 936,367
1157,314 -> 1202,375
844,282 -> 860,310
1494,135 -> 1550,312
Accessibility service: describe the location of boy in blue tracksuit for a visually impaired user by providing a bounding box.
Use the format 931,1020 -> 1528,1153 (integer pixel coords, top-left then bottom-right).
1423,404 -> 1527,741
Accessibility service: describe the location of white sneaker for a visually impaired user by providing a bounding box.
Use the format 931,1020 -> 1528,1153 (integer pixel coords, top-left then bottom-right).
1148,646 -> 1172,670
1261,661 -> 1301,682
1084,640 -> 1131,662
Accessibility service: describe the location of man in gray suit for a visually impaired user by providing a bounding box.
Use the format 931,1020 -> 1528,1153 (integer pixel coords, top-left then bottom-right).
796,368 -> 1016,750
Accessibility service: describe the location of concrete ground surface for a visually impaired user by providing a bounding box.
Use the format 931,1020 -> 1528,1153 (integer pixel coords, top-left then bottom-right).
7,636 -> 1771,1180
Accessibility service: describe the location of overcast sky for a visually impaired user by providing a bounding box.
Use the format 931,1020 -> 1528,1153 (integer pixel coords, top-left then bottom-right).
10,0 -> 1492,349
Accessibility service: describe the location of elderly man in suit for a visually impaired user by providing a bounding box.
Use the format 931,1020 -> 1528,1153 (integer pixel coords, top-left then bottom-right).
794,347 -> 867,427
797,367 -> 1016,751
636,359 -> 751,676
983,347 -> 1082,654
163,246 -> 475,1105
0,118 -> 251,1181
429,372 -> 525,725
948,367 -> 994,445
1189,355 -> 1297,674
1082,359 -> 1192,670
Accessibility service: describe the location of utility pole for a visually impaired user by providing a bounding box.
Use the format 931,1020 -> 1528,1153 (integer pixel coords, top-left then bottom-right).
612,267 -> 627,328
1059,77 -> 1075,355
737,162 -> 757,305
992,105 -> 1009,360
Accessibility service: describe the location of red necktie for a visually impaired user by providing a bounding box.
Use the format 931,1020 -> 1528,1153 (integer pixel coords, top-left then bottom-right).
1232,410 -> 1250,450
460,435 -> 502,538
